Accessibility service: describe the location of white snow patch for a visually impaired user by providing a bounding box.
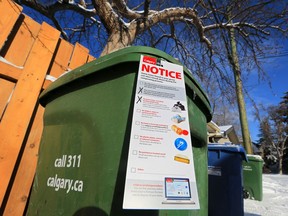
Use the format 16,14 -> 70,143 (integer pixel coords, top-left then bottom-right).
45,75 -> 57,82
244,174 -> 288,216
0,56 -> 24,69
247,154 -> 263,160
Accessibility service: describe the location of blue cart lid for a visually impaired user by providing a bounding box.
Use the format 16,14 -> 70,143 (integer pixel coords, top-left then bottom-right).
208,144 -> 248,161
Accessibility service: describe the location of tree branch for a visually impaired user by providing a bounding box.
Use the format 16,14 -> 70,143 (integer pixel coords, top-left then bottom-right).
112,0 -> 143,20
131,7 -> 212,50
51,16 -> 69,40
15,0 -> 96,18
91,0 -> 121,34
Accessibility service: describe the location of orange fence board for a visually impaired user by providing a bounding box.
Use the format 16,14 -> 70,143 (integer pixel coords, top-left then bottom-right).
0,59 -> 22,82
69,42 -> 89,69
0,79 -> 15,119
4,15 -> 41,67
0,0 -> 22,49
87,54 -> 96,62
3,106 -> 44,216
49,38 -> 74,78
0,0 -> 93,213
87,55 -> 96,62
43,38 -> 74,89
0,22 -> 60,206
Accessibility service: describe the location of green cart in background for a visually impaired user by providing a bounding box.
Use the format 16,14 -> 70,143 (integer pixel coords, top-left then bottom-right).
242,154 -> 264,201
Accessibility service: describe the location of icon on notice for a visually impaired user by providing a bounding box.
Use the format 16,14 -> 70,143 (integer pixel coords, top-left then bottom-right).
172,101 -> 186,112
171,125 -> 189,136
174,138 -> 187,151
171,114 -> 186,124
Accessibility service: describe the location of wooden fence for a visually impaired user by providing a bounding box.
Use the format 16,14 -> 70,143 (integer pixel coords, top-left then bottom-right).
0,0 -> 95,214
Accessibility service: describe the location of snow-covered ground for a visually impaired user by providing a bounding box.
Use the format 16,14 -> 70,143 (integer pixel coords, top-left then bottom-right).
244,174 -> 288,216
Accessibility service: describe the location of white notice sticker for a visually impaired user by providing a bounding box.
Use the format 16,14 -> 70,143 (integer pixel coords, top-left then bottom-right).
123,55 -> 200,209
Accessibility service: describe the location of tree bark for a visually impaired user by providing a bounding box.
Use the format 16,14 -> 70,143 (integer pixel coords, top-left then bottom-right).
279,155 -> 283,174
228,26 -> 253,154
278,136 -> 287,174
101,30 -> 134,56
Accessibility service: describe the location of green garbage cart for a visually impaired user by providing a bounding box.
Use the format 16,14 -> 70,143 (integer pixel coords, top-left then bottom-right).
27,46 -> 212,216
242,154 -> 263,201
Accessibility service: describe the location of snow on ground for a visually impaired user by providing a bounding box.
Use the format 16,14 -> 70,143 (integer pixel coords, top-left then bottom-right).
244,174 -> 288,216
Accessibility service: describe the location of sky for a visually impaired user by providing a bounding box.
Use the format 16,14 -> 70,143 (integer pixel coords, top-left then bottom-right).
246,52 -> 287,142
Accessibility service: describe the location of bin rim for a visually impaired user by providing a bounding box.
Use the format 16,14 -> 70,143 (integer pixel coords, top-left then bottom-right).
40,46 -> 212,120
208,143 -> 248,161
246,154 -> 263,162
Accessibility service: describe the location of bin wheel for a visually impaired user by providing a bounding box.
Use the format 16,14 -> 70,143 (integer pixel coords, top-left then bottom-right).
243,189 -> 249,199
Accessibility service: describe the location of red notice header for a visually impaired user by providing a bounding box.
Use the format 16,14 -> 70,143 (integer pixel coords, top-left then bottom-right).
143,56 -> 157,65
141,63 -> 182,80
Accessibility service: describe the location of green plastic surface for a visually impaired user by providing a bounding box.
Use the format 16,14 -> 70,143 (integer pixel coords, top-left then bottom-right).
27,46 -> 211,215
242,155 -> 263,201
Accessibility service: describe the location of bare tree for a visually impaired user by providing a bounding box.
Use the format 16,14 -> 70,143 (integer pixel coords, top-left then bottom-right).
13,1 -> 287,55
12,0 -> 288,151
257,92 -> 288,174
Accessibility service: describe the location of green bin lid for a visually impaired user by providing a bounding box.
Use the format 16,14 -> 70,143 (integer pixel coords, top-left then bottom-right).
246,154 -> 263,162
40,46 -> 212,121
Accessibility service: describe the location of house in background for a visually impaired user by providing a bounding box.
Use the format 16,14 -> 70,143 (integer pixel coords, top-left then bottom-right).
207,121 -> 240,144
207,121 -> 264,156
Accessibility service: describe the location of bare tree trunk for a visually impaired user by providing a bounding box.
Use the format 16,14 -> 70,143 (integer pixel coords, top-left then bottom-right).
101,34 -> 127,56
278,136 -> 287,174
279,156 -> 283,174
101,28 -> 136,56
228,26 -> 253,154
279,144 -> 283,174
272,140 -> 282,174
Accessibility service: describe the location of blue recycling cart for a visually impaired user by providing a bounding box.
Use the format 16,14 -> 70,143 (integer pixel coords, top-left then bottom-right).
208,144 -> 248,216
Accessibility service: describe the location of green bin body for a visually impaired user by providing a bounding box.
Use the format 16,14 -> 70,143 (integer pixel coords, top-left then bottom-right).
27,46 -> 212,216
242,154 -> 263,201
